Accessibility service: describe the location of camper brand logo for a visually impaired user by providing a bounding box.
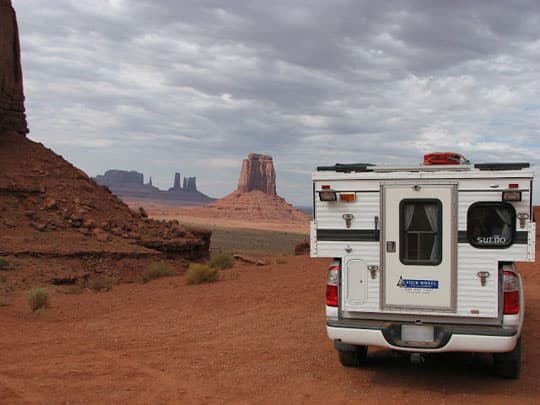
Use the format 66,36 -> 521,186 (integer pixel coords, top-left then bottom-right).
476,235 -> 507,245
397,276 -> 439,289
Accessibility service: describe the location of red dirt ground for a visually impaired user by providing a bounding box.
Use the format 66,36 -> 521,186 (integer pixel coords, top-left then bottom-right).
0,242 -> 538,404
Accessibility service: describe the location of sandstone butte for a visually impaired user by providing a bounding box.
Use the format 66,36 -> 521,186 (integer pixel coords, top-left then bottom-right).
159,153 -> 309,229
0,1 -> 211,275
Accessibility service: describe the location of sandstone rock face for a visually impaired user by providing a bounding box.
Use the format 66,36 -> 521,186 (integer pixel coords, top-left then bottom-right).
0,132 -> 211,258
0,0 -> 28,135
237,153 -> 276,196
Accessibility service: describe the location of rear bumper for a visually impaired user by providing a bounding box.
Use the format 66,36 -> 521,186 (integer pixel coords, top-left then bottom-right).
327,319 -> 520,353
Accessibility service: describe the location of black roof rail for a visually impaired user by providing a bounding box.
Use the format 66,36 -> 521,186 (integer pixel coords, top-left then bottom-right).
474,163 -> 530,171
317,163 -> 374,173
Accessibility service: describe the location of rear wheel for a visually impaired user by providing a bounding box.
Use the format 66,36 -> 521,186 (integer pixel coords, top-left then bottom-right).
338,345 -> 368,367
493,337 -> 521,379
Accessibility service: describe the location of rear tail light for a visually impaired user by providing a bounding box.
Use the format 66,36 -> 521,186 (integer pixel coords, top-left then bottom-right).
503,270 -> 520,315
326,264 -> 339,307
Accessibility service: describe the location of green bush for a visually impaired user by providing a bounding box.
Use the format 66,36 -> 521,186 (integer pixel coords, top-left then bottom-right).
27,288 -> 49,312
209,252 -> 235,270
0,258 -> 9,270
141,263 -> 174,283
186,263 -> 220,285
89,276 -> 115,292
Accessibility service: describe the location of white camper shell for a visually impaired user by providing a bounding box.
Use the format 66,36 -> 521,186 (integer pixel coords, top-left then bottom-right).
311,158 -> 535,378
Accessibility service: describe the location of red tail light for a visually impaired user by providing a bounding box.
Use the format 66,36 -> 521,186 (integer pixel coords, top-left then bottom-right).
503,271 -> 520,315
326,265 -> 339,307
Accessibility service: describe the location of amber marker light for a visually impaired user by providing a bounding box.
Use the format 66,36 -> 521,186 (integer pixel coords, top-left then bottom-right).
339,193 -> 356,202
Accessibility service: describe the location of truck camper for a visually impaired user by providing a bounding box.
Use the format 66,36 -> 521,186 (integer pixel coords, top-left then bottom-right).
310,152 -> 536,378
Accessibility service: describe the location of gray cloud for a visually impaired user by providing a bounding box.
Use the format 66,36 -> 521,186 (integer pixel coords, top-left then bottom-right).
14,0 -> 540,204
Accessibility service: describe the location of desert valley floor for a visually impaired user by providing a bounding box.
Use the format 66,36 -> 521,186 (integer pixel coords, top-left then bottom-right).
1,223 -> 539,404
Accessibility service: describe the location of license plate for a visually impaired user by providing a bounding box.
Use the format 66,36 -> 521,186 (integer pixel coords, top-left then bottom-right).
401,325 -> 434,343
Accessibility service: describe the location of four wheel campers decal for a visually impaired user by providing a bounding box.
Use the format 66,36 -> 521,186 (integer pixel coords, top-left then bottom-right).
397,275 -> 439,289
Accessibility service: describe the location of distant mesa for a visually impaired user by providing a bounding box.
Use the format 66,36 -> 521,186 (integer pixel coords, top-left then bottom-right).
94,169 -> 214,206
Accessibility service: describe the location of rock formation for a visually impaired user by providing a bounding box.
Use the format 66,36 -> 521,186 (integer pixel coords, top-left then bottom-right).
94,169 -> 213,206
183,177 -> 197,192
95,170 -> 145,186
237,153 -> 276,196
0,0 -> 28,135
172,172 -> 181,190
187,153 -> 309,224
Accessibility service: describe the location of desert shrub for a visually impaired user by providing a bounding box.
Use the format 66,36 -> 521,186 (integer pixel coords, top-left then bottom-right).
0,275 -> 7,283
141,263 -> 174,283
209,252 -> 235,270
89,276 -> 115,292
0,258 -> 9,270
63,284 -> 84,295
27,288 -> 49,312
186,263 -> 220,285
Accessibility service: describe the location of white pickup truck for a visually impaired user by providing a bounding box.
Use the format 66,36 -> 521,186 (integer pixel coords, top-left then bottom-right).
310,153 -> 536,378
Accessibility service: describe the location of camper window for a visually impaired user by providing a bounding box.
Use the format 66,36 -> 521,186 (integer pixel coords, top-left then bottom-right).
399,199 -> 442,265
468,202 -> 516,248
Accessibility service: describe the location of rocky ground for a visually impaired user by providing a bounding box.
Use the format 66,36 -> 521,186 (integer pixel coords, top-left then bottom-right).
0,246 -> 539,404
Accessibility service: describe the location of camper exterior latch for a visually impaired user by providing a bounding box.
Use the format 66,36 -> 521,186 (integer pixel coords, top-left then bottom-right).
477,271 -> 490,286
342,213 -> 354,228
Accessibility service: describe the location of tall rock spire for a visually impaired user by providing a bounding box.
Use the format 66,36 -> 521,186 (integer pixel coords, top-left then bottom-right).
237,153 -> 277,196
0,0 -> 28,135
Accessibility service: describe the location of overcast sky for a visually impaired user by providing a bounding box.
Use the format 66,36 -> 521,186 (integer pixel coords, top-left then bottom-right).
15,0 -> 540,205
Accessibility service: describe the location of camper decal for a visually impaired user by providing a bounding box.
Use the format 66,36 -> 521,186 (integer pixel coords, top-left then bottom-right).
397,276 -> 439,289
475,234 -> 507,245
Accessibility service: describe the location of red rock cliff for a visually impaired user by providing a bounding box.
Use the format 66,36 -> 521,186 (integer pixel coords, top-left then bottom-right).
237,153 -> 277,196
0,0 -> 28,135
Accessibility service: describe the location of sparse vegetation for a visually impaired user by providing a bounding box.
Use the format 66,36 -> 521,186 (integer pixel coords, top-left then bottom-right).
141,263 -> 174,283
0,258 -> 9,270
89,276 -> 115,292
27,287 -> 49,312
209,227 -> 308,256
0,275 -> 7,283
62,284 -> 85,295
186,263 -> 220,285
209,252 -> 235,270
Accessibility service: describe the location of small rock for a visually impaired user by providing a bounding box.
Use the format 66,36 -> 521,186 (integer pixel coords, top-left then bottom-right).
44,198 -> 58,210
31,222 -> 47,232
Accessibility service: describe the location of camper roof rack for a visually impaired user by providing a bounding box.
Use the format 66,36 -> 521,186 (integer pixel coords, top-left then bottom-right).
474,163 -> 530,171
317,163 -> 374,173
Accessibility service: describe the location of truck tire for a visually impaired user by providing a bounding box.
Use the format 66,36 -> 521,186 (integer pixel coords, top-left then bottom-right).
493,337 -> 521,379
338,346 -> 368,367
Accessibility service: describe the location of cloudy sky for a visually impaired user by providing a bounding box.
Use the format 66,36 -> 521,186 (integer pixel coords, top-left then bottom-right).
15,0 -> 540,205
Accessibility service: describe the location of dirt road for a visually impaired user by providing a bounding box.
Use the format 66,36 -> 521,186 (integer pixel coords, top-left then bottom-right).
1,254 -> 539,404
